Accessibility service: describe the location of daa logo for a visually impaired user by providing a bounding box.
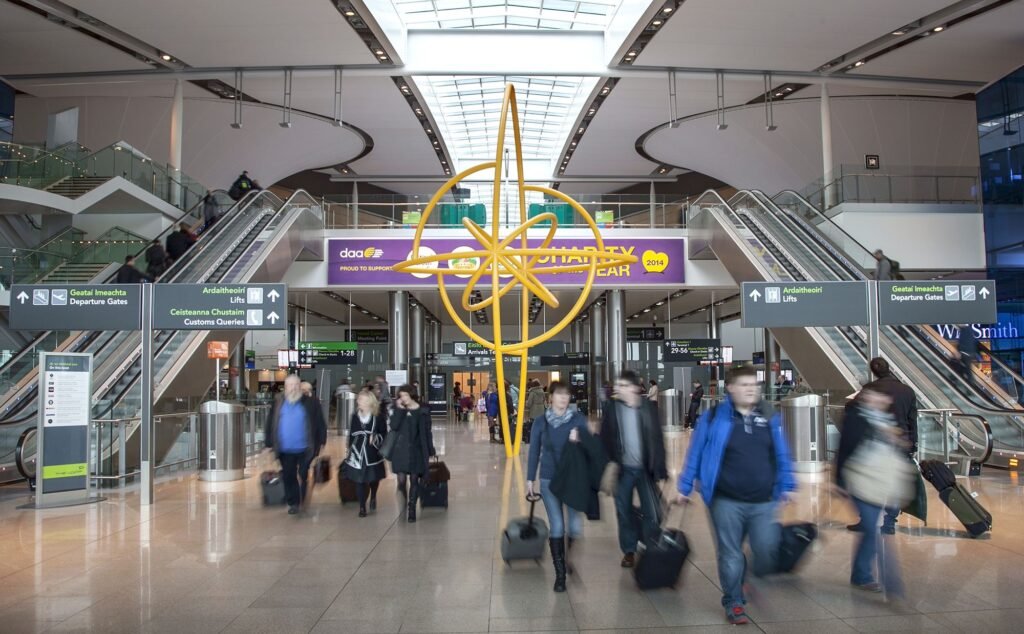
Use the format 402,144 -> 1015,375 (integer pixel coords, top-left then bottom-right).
337,246 -> 384,259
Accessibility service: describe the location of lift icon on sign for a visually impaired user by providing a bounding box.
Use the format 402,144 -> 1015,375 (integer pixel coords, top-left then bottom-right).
765,287 -> 781,304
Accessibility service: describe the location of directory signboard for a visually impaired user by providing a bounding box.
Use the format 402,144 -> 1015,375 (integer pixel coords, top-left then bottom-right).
9,284 -> 141,331
153,284 -> 286,330
298,341 -> 358,365
37,352 -> 93,505
878,281 -> 996,326
539,352 -> 591,366
663,339 -> 721,364
741,281 -> 869,328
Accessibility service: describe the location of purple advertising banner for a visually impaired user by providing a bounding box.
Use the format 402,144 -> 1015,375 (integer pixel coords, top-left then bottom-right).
327,236 -> 685,287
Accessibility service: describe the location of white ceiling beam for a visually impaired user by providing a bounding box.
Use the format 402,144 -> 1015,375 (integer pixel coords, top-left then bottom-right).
7,62 -> 983,90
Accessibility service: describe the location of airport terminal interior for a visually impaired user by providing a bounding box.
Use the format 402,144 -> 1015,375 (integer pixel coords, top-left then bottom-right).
1,0 -> 1024,632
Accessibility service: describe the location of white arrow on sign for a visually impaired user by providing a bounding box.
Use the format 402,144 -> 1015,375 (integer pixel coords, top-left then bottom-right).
979,288 -> 990,298
267,311 -> 280,324
267,289 -> 280,301
16,291 -> 28,304
749,289 -> 762,302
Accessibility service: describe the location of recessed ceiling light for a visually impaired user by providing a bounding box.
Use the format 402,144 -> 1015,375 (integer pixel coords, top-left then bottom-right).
344,10 -> 355,17
854,60 -> 865,67
891,29 -> 906,36
375,49 -> 384,55
652,20 -> 663,26
161,54 -> 172,61
933,25 -> 944,32
627,50 -> 637,56
663,6 -> 673,13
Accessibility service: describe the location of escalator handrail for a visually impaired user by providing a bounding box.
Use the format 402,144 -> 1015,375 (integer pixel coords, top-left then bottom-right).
772,189 -> 876,263
0,188 -> 236,380
0,191 -> 269,425
97,189 -> 310,412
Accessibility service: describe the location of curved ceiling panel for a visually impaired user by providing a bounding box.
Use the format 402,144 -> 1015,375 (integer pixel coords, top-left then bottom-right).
642,95 -> 979,193
12,94 -> 366,189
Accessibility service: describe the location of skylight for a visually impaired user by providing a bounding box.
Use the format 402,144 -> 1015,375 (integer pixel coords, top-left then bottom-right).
391,1 -> 623,30
417,75 -> 593,163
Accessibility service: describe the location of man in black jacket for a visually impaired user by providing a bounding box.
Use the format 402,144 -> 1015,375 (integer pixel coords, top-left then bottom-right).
686,381 -> 704,429
165,222 -> 196,262
114,255 -> 151,283
848,357 -> 918,535
264,374 -> 328,515
600,370 -> 668,568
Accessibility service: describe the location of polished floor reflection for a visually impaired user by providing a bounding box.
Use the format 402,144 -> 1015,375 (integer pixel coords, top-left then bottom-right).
1,418 -> 1023,633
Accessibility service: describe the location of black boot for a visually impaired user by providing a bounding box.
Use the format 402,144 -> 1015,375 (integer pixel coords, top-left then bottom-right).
566,538 -> 575,576
549,538 -> 567,592
407,481 -> 418,523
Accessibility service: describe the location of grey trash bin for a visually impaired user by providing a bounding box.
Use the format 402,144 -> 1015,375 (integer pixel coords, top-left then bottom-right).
779,394 -> 827,473
336,391 -> 356,435
658,389 -> 682,428
198,400 -> 245,482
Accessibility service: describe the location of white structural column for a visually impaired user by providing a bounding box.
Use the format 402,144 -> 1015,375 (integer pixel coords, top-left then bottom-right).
820,83 -> 834,209
169,78 -> 184,206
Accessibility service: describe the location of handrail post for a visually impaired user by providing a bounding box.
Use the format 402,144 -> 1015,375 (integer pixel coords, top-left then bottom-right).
942,410 -> 950,462
118,420 -> 127,488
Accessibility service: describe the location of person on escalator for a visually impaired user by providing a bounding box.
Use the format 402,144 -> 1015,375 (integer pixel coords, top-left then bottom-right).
228,170 -> 255,201
202,191 -> 220,231
873,249 -> 894,280
956,325 -> 979,387
115,255 -> 152,284
145,239 -> 167,278
165,222 -> 196,263
847,358 -> 918,536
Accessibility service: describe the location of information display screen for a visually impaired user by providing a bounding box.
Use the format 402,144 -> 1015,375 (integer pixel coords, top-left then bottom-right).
298,341 -> 358,365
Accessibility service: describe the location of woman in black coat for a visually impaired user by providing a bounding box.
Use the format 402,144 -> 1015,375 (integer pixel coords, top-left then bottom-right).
344,389 -> 388,517
387,384 -> 435,523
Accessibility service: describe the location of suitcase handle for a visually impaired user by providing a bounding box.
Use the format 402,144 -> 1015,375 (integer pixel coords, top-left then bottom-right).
526,492 -> 541,525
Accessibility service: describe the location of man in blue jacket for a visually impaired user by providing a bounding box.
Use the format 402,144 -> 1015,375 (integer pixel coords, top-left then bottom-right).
677,365 -> 796,626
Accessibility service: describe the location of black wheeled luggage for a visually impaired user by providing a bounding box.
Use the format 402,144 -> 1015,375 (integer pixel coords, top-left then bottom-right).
261,471 -> 286,506
501,493 -> 550,564
920,459 -> 957,492
420,480 -> 448,508
633,488 -> 688,590
939,483 -> 992,537
338,469 -> 358,504
776,522 -> 818,573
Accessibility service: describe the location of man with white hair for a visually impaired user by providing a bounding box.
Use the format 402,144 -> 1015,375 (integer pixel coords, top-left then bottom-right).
265,374 -> 327,515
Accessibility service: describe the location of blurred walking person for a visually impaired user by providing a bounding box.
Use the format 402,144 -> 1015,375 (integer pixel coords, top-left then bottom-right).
344,389 -> 387,517
526,381 -> 590,593
264,375 -> 328,515
145,239 -> 167,278
677,365 -> 796,625
847,358 -> 917,535
486,383 -> 501,443
685,381 -> 704,429
600,370 -> 668,569
837,388 -> 914,597
387,385 -> 435,523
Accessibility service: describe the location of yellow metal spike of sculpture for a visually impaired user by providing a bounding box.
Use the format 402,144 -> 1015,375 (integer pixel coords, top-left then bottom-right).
394,85 -> 637,457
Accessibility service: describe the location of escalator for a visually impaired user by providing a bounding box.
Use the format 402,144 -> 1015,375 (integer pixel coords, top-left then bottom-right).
762,190 -> 1024,468
0,189 -> 323,484
688,190 -> 995,466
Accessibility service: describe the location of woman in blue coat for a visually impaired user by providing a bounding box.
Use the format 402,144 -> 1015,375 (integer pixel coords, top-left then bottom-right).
526,381 -> 590,593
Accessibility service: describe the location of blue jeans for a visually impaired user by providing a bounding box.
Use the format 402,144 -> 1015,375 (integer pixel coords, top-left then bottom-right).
613,465 -> 660,555
851,496 -> 904,595
539,479 -> 582,539
708,497 -> 779,608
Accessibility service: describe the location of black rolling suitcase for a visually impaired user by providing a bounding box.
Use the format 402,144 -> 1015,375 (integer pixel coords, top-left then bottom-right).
634,484 -> 689,590
940,483 -> 992,537
419,480 -> 448,508
261,471 -> 286,506
776,522 -> 818,573
920,459 -> 957,492
337,470 -> 358,504
501,493 -> 550,564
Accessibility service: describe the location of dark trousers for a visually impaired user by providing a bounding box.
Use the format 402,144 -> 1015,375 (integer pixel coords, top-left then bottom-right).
686,403 -> 700,428
396,473 -> 421,507
613,465 -> 660,555
279,451 -> 312,507
356,481 -> 379,508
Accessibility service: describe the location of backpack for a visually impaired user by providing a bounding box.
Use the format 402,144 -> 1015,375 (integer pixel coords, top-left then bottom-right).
888,258 -> 905,280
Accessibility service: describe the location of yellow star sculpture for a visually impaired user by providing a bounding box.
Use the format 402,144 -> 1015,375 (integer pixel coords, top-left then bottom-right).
394,84 -> 637,457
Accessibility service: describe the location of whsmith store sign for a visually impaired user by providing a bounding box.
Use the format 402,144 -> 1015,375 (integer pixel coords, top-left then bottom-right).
326,237 -> 685,287
934,323 -> 1020,340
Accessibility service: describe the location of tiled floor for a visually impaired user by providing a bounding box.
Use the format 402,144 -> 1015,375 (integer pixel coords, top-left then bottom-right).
2,418 -> 1023,633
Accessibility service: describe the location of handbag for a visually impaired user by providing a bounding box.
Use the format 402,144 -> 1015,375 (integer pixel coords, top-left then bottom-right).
312,455 -> 332,485
842,437 -> 915,507
380,417 -> 402,460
